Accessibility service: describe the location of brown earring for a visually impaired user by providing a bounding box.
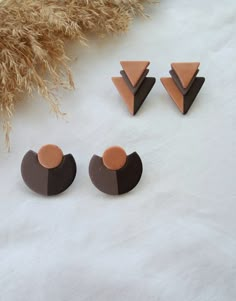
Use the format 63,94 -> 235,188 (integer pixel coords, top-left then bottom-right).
161,62 -> 205,114
112,61 -> 156,115
89,146 -> 143,195
21,144 -> 77,196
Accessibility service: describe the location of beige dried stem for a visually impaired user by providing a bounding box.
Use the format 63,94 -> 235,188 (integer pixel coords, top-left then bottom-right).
0,0 -> 153,150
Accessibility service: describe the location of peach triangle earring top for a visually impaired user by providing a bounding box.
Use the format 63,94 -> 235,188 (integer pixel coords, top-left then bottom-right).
171,62 -> 200,89
112,61 -> 156,115
120,61 -> 150,86
161,62 -> 205,114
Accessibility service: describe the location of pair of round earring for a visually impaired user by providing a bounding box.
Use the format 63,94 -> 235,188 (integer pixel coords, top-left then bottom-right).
21,144 -> 143,196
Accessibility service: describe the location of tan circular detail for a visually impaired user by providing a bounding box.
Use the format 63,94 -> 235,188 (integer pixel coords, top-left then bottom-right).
38,144 -> 63,169
102,146 -> 127,171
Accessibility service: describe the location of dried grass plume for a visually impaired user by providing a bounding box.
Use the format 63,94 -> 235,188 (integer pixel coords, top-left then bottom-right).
0,0 -> 152,149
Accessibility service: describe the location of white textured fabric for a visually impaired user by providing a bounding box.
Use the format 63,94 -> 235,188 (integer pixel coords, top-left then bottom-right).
0,0 -> 236,300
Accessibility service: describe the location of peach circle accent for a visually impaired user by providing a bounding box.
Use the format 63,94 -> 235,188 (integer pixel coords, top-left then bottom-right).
38,144 -> 63,169
102,146 -> 127,171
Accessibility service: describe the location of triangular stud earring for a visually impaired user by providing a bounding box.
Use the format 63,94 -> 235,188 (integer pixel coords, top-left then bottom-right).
161,62 -> 205,114
112,61 -> 156,115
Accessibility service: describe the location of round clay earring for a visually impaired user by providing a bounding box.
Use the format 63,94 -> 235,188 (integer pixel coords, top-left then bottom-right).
21,144 -> 77,196
89,146 -> 143,195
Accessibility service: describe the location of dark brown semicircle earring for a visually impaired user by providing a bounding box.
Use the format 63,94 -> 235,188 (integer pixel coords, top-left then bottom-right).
21,144 -> 77,196
89,146 -> 143,195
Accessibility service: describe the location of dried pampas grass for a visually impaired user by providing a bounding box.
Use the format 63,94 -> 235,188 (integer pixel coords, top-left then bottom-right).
0,0 -> 153,150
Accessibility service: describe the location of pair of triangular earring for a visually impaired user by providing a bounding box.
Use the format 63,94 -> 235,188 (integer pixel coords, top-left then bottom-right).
112,61 -> 205,115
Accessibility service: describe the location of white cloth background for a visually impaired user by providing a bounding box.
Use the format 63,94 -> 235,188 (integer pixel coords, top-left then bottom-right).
0,0 -> 236,300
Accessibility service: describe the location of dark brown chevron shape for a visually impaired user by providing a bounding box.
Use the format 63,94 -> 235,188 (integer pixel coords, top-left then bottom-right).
161,77 -> 205,114
89,152 -> 143,195
120,69 -> 149,94
169,69 -> 199,95
21,151 -> 77,196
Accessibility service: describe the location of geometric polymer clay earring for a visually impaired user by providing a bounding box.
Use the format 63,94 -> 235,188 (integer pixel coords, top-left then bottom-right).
21,144 -> 77,196
89,146 -> 143,195
161,62 -> 205,114
112,61 -> 156,115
